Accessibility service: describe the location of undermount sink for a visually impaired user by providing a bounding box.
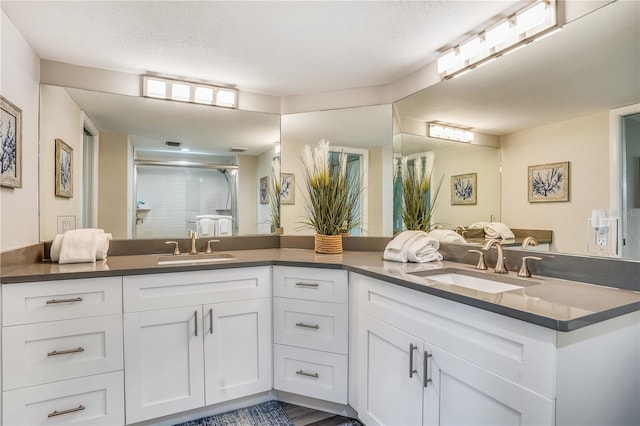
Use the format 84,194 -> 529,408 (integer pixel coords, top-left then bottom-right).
157,253 -> 236,265
411,271 -> 531,294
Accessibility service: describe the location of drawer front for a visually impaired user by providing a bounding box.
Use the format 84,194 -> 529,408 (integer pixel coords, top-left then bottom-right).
353,273 -> 557,398
3,277 -> 122,326
274,298 -> 348,354
3,315 -> 123,390
273,344 -> 347,404
2,371 -> 124,426
123,266 -> 271,312
273,266 -> 348,303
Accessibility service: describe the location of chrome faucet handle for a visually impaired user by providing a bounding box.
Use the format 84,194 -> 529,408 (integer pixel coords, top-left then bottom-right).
468,249 -> 487,270
205,240 -> 221,254
517,256 -> 543,277
165,241 -> 181,255
521,236 -> 538,250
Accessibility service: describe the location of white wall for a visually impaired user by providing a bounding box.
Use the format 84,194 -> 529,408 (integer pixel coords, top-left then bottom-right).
39,85 -> 83,241
501,111 -> 610,255
0,11 -> 40,251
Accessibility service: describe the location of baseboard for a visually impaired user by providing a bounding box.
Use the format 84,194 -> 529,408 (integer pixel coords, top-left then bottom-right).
275,390 -> 359,419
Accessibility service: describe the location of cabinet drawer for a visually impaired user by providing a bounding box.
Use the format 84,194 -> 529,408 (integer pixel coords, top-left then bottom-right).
273,266 -> 348,303
2,277 -> 122,326
273,344 -> 347,404
274,298 -> 348,354
123,267 -> 271,312
3,315 -> 123,390
2,371 -> 124,426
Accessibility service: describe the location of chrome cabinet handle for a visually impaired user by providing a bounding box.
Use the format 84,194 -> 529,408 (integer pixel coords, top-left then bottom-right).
46,297 -> 83,305
295,282 -> 319,288
209,308 -> 213,334
48,405 -> 85,418
296,370 -> 319,378
295,322 -> 319,329
194,310 -> 198,337
409,343 -> 418,378
47,347 -> 84,357
423,351 -> 433,387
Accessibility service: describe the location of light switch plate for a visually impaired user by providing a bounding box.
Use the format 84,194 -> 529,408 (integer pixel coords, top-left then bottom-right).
57,216 -> 77,233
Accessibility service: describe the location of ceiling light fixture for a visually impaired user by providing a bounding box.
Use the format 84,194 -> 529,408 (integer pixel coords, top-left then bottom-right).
427,123 -> 474,143
436,0 -> 558,80
142,76 -> 238,109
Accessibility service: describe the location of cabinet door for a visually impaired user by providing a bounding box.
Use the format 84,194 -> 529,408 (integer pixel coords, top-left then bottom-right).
423,344 -> 554,426
358,314 -> 424,426
204,298 -> 272,405
124,306 -> 204,424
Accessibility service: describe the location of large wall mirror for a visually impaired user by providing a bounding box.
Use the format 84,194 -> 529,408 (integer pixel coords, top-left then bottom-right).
394,0 -> 640,259
39,85 -> 281,241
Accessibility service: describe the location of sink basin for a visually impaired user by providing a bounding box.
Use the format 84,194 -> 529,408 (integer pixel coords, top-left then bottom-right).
414,272 -> 526,293
157,253 -> 236,265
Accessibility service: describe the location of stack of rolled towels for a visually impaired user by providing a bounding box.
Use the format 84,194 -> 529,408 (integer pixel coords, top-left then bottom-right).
427,229 -> 467,244
469,222 -> 515,240
383,230 -> 443,263
50,228 -> 112,264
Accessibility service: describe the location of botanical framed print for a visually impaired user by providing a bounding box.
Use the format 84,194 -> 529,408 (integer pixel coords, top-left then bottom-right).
259,176 -> 268,204
528,161 -> 569,203
280,173 -> 295,205
451,173 -> 477,205
55,138 -> 73,198
0,96 -> 22,188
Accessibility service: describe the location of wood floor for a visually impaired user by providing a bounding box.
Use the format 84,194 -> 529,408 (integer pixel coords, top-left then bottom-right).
280,402 -> 361,426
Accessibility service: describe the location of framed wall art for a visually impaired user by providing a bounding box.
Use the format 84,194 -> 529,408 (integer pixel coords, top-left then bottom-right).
0,96 -> 22,188
451,173 -> 477,205
55,138 -> 74,198
259,176 -> 268,204
280,173 -> 295,205
528,161 -> 569,203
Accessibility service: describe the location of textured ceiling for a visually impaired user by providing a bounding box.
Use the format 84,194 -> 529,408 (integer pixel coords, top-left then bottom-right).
1,0 -> 526,96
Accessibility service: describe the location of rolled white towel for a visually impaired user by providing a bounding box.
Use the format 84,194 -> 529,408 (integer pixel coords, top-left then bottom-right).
384,231 -> 427,263
59,229 -> 100,264
484,222 -> 515,240
469,222 -> 490,230
406,236 -> 443,263
96,232 -> 112,260
428,229 -> 467,244
50,234 -> 64,262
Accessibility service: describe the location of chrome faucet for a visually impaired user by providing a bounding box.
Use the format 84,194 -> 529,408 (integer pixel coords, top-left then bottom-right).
482,239 -> 508,274
521,236 -> 538,250
518,256 -> 543,277
189,230 -> 198,255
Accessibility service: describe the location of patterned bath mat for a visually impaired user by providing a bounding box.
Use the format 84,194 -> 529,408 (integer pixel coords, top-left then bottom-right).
174,400 -> 293,426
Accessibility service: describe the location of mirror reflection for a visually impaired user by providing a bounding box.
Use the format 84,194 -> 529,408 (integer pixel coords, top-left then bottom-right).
39,85 -> 280,240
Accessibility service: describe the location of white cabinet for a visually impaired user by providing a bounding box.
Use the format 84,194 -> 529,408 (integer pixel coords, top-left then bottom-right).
273,266 -> 349,404
2,277 -> 124,426
123,267 -> 272,424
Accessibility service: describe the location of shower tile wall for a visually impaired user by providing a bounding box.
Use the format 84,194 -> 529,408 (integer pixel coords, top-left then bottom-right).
136,166 -> 230,239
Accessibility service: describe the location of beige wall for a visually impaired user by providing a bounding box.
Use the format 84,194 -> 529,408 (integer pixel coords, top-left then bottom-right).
256,148 -> 278,234
0,11 -> 40,251
39,85 -> 83,241
367,146 -> 393,236
501,111 -> 610,254
237,154 -> 258,235
280,140 -> 311,235
98,132 -> 130,239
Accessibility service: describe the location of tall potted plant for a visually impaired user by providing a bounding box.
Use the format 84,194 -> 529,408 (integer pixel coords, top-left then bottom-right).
398,154 -> 443,231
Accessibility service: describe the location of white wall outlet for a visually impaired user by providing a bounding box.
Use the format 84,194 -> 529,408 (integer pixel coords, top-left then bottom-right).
57,216 -> 77,233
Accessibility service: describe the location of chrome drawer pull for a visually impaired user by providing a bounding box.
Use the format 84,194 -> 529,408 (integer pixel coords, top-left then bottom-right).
47,347 -> 84,357
48,405 -> 85,418
409,343 -> 418,378
423,351 -> 433,388
209,308 -> 214,334
295,282 -> 319,288
194,310 -> 198,337
296,370 -> 319,378
46,297 -> 83,305
295,322 -> 320,330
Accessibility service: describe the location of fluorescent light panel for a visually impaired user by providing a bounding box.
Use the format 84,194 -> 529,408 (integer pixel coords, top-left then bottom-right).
428,123 -> 473,143
142,76 -> 238,108
436,0 -> 557,79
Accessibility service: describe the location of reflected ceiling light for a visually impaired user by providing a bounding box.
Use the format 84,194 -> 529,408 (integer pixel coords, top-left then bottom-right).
142,76 -> 238,108
427,123 -> 473,143
436,0 -> 558,80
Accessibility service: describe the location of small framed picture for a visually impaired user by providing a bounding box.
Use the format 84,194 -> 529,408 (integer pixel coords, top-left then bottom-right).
528,161 -> 569,203
55,138 -> 74,198
0,96 -> 22,188
280,173 -> 295,205
259,176 -> 268,204
451,173 -> 477,205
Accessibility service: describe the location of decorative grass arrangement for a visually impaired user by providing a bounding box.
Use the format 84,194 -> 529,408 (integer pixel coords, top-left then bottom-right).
398,154 -> 443,231
300,140 -> 361,251
266,157 -> 281,233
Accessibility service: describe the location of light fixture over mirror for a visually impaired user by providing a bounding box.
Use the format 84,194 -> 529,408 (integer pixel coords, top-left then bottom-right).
142,76 -> 238,108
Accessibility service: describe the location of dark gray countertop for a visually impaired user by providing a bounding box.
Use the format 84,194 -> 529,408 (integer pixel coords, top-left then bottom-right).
2,248 -> 639,332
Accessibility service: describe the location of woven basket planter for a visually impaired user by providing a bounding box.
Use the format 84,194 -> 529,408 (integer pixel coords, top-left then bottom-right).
314,234 -> 343,254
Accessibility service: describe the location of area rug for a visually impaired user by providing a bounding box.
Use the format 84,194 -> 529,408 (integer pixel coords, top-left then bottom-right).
174,400 -> 294,426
